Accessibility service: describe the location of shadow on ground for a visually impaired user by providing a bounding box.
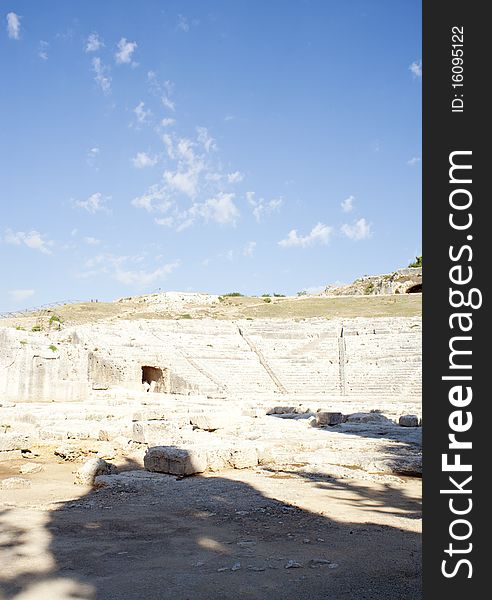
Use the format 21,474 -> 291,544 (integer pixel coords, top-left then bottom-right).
1,454 -> 421,600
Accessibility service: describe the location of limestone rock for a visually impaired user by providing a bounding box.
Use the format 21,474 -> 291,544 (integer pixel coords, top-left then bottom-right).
399,415 -> 419,427
54,444 -> 85,461
1,477 -> 31,489
0,433 -> 31,452
190,413 -> 227,431
144,446 -> 207,476
75,458 -> 118,485
228,445 -> 258,469
19,462 -> 43,474
346,412 -> 393,424
316,412 -> 343,426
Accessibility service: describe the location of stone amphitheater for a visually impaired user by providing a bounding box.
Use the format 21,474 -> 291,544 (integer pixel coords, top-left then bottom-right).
0,291 -> 422,600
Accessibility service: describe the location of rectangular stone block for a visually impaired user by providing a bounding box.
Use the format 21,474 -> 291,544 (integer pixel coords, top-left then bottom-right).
144,446 -> 207,475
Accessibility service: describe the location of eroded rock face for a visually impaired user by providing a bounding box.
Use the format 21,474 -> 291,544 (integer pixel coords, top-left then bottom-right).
324,268 -> 422,296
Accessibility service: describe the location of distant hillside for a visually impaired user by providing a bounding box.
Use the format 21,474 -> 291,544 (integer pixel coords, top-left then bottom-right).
324,268 -> 422,296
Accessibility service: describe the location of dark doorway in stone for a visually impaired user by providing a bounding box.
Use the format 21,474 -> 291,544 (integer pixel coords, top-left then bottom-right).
142,366 -> 166,392
406,284 -> 422,294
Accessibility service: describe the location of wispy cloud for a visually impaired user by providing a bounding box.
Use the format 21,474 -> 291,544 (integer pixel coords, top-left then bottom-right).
341,195 -> 354,213
132,185 -> 173,213
133,101 -> 152,125
115,37 -> 138,65
73,192 -> 111,214
148,72 -> 176,111
114,262 -> 179,286
190,192 -> 239,226
177,14 -> 190,32
161,118 -> 176,127
82,253 -> 180,287
85,32 -> 103,53
38,40 -> 49,60
243,241 -> 256,257
278,223 -> 332,248
409,60 -> 422,78
155,192 -> 240,231
131,152 -> 159,169
407,156 -> 421,166
246,192 -> 283,222
196,127 -> 217,153
92,57 -> 111,94
6,12 -> 21,40
86,146 -> 100,168
227,171 -> 244,184
340,217 -> 372,240
83,236 -> 100,245
3,229 -> 54,254
9,289 -> 35,302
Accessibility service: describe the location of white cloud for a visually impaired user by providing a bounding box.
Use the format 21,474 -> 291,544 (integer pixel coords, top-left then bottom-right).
227,171 -> 244,184
9,289 -> 35,302
409,60 -> 422,78
161,118 -> 175,127
196,127 -> 216,152
114,262 -> 179,286
3,229 -> 53,254
132,152 -> 158,169
115,37 -> 137,65
163,167 -> 202,199
147,72 -> 175,111
161,80 -> 175,111
132,185 -> 172,213
278,223 -> 332,248
177,14 -> 190,32
82,252 -> 180,287
407,156 -> 421,166
92,57 -> 111,94
154,192 -> 240,231
6,12 -> 20,40
341,195 -> 354,213
85,32 -> 103,52
162,96 -> 175,112
83,236 -> 100,245
86,147 -> 100,168
247,192 -> 283,222
74,192 -> 110,214
132,126 -> 272,232
243,241 -> 256,257
38,40 -> 49,60
133,101 -> 151,125
154,217 -> 174,227
190,192 -> 239,226
340,218 -> 372,241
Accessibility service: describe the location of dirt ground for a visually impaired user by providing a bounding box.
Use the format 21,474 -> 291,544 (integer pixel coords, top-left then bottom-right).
0,452 -> 421,600
1,294 -> 421,329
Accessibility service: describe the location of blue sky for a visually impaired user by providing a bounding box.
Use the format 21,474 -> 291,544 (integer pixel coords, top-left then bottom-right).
0,0 -> 421,308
